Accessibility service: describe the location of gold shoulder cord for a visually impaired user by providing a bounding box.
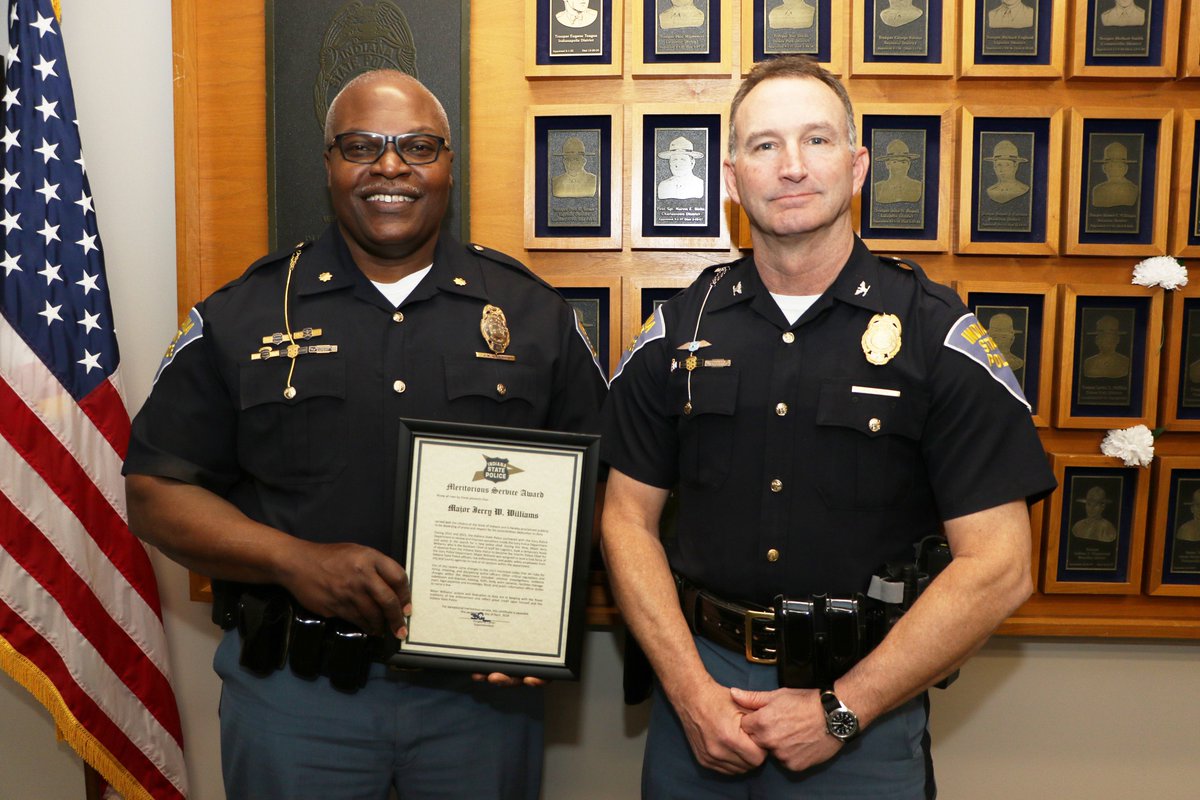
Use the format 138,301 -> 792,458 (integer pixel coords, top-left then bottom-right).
281,246 -> 303,399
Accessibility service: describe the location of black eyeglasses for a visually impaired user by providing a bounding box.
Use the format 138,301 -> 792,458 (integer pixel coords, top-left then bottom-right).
327,131 -> 448,165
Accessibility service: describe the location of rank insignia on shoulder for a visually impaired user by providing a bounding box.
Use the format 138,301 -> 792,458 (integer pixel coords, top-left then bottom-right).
862,313 -> 902,365
855,281 -> 870,297
477,304 -> 516,361
319,272 -> 332,282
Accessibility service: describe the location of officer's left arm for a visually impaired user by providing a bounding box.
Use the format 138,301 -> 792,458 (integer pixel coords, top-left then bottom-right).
732,498 -> 1031,770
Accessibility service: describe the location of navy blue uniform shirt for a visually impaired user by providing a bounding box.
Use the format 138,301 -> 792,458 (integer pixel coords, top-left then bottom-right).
125,224 -> 607,559
602,237 -> 1055,604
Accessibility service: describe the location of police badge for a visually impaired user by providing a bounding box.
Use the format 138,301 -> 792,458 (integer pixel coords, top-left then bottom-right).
477,304 -> 516,361
862,313 -> 902,365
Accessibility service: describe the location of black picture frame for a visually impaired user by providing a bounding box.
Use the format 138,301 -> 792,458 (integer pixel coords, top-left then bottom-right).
1055,467 -> 1138,583
391,418 -> 599,680
638,114 -> 724,240
265,0 -> 470,249
967,117 -> 1052,244
1076,117 -> 1161,246
860,113 -> 943,242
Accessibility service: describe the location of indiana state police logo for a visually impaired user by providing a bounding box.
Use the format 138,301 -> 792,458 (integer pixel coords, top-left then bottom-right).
474,455 -> 525,483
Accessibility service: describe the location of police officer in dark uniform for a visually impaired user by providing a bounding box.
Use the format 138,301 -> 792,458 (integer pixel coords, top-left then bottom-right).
124,70 -> 606,799
600,56 -> 1054,798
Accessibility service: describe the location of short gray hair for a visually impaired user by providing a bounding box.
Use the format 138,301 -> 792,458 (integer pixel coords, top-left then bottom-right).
727,55 -> 857,160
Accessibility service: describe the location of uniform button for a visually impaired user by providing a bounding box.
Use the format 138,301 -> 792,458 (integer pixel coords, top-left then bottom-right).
770,479 -> 783,493
392,311 -> 404,323
782,331 -> 795,344
775,402 -> 788,416
767,548 -> 780,562
393,380 -> 406,394
868,417 -> 882,432
496,383 -> 507,396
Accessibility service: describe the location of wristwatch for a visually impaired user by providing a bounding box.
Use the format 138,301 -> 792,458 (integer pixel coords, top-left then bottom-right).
819,690 -> 860,743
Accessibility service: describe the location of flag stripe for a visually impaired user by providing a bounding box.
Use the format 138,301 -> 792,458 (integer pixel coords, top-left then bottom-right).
1,1 -> 186,796
0,440 -> 180,736
0,371 -> 160,610
0,602 -> 185,800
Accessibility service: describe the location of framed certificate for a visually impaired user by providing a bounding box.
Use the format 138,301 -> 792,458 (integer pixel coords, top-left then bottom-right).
1043,453 -> 1148,595
633,0 -> 733,75
855,104 -> 952,252
526,0 -> 624,77
1146,457 -> 1200,597
1161,287 -> 1200,431
741,0 -> 846,74
852,0 -> 956,77
961,0 -> 1066,77
1070,0 -> 1179,79
391,419 -> 600,679
1171,110 -> 1200,259
957,107 -> 1063,255
1055,284 -> 1163,429
956,281 -> 1058,427
524,105 -> 623,250
1065,108 -> 1173,257
631,104 -> 730,249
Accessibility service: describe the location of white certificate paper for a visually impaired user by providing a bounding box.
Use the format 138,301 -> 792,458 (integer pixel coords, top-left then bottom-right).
400,435 -> 586,669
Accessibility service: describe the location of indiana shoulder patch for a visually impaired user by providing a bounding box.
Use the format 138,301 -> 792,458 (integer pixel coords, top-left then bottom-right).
943,313 -> 1030,412
612,305 -> 666,382
153,306 -> 204,386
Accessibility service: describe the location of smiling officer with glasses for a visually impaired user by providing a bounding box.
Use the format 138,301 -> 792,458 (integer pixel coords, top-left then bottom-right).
124,69 -> 607,800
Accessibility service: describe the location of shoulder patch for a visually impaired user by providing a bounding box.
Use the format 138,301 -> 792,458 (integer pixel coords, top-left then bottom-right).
467,242 -> 553,291
571,306 -> 610,386
153,306 -> 204,386
612,305 -> 667,382
943,313 -> 1031,412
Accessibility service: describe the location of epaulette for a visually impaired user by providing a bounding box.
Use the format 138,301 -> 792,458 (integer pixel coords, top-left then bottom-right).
224,238 -> 317,289
879,254 -> 916,271
466,242 -> 554,291
879,253 -> 960,310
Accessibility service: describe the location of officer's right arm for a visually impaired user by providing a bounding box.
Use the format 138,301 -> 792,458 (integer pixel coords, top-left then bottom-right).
601,468 -> 766,774
126,474 -> 411,638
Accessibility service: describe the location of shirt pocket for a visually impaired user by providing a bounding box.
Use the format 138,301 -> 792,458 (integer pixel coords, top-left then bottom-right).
673,368 -> 740,490
237,356 -> 348,484
813,379 -> 928,510
443,357 -> 550,425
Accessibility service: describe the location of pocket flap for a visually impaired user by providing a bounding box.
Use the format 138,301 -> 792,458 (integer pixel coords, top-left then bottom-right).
816,379 -> 926,439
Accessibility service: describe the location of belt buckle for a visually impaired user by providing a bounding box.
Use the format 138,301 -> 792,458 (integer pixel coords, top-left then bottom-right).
743,609 -> 777,664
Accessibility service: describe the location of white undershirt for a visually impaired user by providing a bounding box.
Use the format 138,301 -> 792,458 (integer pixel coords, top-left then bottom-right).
770,292 -> 820,326
372,264 -> 432,307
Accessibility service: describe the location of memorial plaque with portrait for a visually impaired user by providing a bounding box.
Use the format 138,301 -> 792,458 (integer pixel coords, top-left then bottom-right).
1147,460 -> 1200,596
858,108 -> 948,250
872,0 -> 930,57
1057,286 -> 1161,428
655,0 -> 712,55
958,110 -> 1061,254
963,0 -> 1064,76
525,107 -> 622,249
632,106 -> 727,248
528,0 -> 622,76
1084,132 -> 1144,236
855,0 -> 953,75
1073,0 -> 1178,77
1043,455 -> 1146,594
560,288 -> 611,372
981,0 -> 1040,56
764,0 -> 820,55
1067,110 -> 1170,255
634,0 -> 728,72
960,282 -> 1057,426
1179,301 -> 1200,414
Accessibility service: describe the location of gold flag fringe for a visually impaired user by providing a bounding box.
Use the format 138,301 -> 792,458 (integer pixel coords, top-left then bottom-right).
0,635 -> 158,800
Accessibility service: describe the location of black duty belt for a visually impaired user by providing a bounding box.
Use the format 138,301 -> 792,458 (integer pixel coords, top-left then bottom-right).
213,582 -> 401,694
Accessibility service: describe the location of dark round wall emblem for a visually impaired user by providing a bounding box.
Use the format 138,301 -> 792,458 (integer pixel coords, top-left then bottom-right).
313,0 -> 419,130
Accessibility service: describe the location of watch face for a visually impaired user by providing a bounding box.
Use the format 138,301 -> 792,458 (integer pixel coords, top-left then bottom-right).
828,709 -> 858,739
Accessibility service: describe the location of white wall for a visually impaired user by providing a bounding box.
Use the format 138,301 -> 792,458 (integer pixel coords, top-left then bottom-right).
1,2 -> 1198,798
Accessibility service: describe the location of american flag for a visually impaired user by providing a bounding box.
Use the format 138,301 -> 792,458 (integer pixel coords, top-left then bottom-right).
0,1 -> 186,798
